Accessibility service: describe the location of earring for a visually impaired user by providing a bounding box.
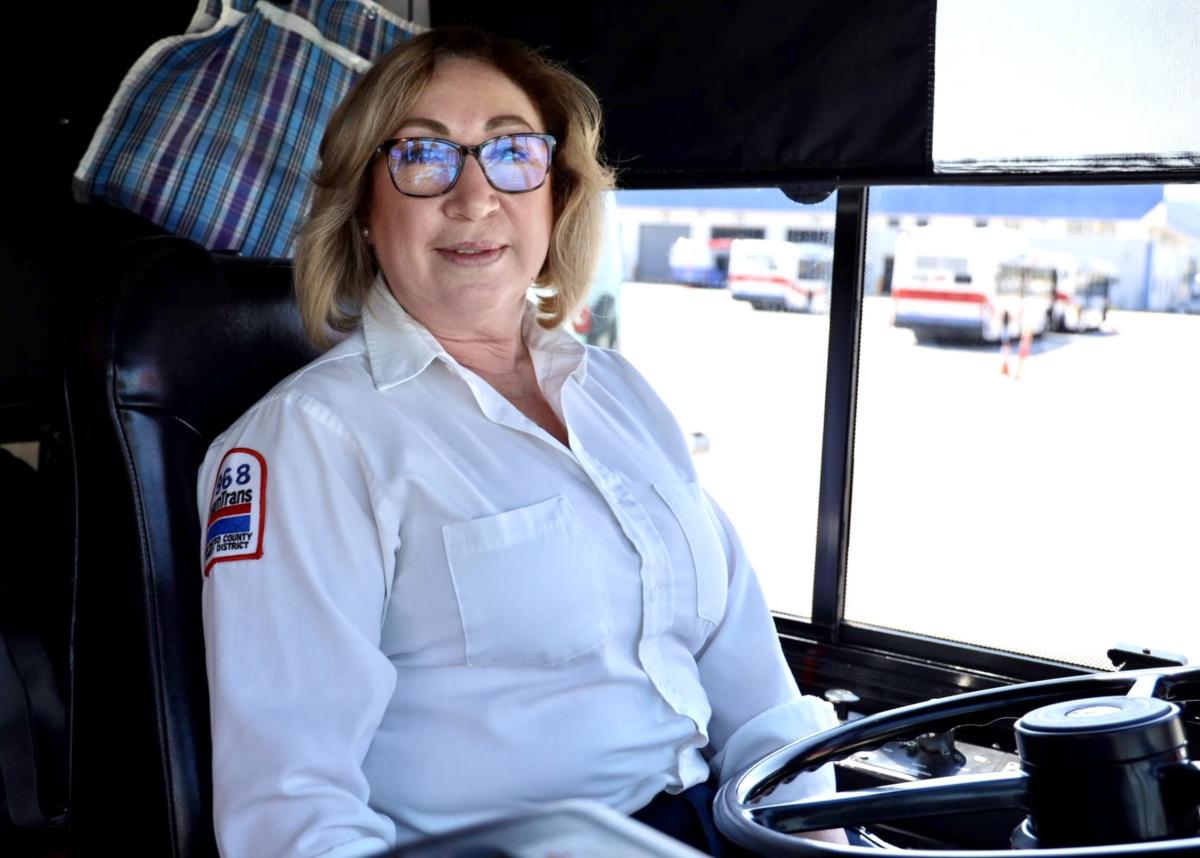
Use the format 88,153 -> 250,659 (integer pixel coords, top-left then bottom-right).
362,227 -> 371,239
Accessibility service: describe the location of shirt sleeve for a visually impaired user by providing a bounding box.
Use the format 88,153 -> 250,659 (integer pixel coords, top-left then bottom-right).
198,394 -> 399,858
695,493 -> 838,799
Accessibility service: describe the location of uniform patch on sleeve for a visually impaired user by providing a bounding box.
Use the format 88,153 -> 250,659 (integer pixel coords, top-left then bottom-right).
204,448 -> 267,576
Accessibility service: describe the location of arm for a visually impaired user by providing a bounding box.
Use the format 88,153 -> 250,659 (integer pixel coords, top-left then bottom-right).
695,493 -> 848,843
200,395 -> 399,858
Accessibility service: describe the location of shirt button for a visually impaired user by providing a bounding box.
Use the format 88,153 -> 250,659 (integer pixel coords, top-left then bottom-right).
653,585 -> 661,599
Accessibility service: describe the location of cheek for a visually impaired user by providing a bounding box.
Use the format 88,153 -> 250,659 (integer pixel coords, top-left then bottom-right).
370,179 -> 426,252
536,189 -> 555,247
535,201 -> 554,276
364,166 -> 392,236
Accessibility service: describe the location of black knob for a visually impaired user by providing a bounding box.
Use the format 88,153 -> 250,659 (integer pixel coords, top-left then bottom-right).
915,730 -> 956,758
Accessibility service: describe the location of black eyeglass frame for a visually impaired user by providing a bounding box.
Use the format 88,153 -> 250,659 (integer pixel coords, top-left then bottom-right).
375,133 -> 557,198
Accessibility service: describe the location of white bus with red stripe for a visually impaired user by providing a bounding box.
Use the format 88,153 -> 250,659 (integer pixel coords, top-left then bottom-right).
892,226 -> 1056,343
728,239 -> 833,312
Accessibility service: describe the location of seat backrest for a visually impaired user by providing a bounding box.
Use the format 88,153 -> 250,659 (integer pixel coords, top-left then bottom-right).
64,235 -> 321,857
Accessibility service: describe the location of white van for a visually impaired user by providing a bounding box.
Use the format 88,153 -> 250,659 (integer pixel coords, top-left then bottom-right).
728,238 -> 833,312
668,237 -> 730,287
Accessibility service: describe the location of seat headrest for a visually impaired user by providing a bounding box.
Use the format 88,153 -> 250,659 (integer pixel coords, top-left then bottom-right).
107,236 -> 323,440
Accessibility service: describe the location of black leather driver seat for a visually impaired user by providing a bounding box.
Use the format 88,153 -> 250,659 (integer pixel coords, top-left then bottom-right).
64,235 -> 321,857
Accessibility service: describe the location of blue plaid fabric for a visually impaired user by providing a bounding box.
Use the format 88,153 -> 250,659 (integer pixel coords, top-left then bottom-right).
74,1 -> 422,258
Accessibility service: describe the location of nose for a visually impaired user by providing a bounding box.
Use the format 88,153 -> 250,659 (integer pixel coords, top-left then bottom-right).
443,153 -> 500,220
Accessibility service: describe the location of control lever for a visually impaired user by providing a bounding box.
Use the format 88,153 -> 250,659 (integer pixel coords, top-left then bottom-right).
823,688 -> 861,722
1107,642 -> 1188,671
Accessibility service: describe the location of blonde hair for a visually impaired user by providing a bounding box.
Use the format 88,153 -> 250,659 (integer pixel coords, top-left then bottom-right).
294,25 -> 615,347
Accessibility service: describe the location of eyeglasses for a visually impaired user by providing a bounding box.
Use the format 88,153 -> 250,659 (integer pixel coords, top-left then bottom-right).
376,133 -> 556,197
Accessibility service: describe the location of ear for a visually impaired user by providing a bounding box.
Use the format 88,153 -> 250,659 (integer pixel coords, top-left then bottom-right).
358,204 -> 374,245
359,168 -> 377,246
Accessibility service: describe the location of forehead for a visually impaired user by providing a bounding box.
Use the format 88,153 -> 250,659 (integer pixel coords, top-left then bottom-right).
395,58 -> 544,135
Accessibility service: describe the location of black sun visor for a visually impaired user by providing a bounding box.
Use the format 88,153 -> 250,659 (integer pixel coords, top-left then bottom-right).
435,0 -> 1200,188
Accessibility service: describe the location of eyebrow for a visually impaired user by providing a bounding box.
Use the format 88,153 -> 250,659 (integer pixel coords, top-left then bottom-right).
397,114 -> 537,136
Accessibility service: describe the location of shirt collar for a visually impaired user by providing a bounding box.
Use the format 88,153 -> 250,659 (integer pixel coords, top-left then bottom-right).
361,275 -> 588,391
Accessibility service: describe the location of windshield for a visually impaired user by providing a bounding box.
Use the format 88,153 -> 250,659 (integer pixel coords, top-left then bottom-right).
610,184 -> 1200,671
851,184 -> 1200,669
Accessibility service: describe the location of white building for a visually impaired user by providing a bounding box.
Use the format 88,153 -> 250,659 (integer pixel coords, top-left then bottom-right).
613,187 -> 1200,311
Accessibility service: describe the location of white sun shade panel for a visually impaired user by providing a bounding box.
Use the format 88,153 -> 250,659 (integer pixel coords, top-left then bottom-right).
934,0 -> 1200,173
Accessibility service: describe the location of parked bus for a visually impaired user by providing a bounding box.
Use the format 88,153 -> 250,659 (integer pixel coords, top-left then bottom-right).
891,226 -> 1057,343
1049,255 -> 1118,332
728,238 -> 833,312
667,236 -> 731,287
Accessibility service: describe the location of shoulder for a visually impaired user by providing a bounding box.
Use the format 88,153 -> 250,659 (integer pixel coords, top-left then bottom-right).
207,332 -> 373,455
581,345 -> 697,465
583,346 -> 674,417
198,335 -> 380,518
274,331 -> 373,406
582,345 -> 651,390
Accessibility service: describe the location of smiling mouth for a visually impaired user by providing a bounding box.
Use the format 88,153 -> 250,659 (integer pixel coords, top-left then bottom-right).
441,240 -> 504,252
437,244 -> 505,266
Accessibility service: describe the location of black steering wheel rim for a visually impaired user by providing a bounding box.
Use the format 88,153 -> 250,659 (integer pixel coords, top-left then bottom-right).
714,665 -> 1200,856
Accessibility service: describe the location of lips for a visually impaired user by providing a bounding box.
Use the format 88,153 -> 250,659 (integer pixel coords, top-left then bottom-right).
436,240 -> 506,267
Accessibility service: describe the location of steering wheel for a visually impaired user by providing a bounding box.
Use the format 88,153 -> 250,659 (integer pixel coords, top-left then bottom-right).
714,665 -> 1200,856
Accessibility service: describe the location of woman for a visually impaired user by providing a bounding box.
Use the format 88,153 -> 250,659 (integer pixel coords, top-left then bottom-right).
199,25 -> 841,858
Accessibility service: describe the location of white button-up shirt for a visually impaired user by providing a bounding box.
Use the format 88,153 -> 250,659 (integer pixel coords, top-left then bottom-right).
199,280 -> 836,858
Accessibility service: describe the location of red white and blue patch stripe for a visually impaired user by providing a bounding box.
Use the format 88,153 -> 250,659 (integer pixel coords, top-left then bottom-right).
204,447 -> 267,576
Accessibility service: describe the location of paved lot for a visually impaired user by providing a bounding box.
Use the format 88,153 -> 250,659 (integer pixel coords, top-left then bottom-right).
620,282 -> 1200,669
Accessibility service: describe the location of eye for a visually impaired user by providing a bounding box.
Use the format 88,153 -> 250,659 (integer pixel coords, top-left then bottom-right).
392,141 -> 456,167
490,137 -> 535,163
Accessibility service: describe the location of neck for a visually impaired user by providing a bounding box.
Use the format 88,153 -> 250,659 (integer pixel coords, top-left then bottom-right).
398,295 -> 569,448
396,292 -> 530,376
435,327 -> 529,379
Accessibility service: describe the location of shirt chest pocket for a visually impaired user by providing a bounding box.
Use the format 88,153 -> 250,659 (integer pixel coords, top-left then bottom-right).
654,482 -> 728,624
443,495 -> 614,666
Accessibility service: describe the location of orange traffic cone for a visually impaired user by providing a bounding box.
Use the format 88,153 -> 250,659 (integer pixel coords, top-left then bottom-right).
998,311 -> 1012,375
1013,326 -> 1033,380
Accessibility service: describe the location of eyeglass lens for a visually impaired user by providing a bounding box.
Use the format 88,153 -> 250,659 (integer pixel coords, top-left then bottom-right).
386,135 -> 552,195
